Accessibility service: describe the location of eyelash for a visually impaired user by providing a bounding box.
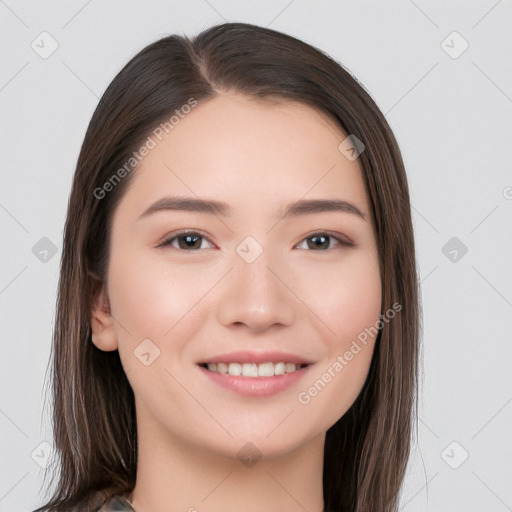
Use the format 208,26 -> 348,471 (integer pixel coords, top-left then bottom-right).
157,229 -> 354,251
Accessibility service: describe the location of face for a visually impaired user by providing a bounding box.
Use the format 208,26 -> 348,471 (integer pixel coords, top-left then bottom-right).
91,92 -> 381,459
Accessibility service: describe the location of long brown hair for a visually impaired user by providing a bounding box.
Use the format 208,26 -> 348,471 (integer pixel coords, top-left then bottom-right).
35,22 -> 420,512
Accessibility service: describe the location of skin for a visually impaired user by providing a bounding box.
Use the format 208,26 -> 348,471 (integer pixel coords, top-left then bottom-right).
91,92 -> 382,512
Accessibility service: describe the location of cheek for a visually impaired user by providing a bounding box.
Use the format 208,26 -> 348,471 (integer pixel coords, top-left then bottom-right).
108,249 -> 204,336
107,251 -> 221,375
107,257 -> 212,405
301,250 -> 382,344
109,262 -> 171,339
293,251 -> 381,427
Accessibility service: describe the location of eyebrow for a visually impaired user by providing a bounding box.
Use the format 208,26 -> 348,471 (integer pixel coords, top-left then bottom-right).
138,196 -> 367,221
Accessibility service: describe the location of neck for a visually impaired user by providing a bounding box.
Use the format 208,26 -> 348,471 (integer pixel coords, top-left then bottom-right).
129,406 -> 325,512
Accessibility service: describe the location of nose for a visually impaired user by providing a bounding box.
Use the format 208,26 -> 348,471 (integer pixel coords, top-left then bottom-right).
216,249 -> 296,332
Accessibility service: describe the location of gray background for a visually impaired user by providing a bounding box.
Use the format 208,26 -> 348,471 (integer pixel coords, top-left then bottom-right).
1,1 -> 511,511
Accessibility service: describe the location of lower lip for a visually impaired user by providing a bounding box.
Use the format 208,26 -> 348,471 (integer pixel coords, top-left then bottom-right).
197,365 -> 311,397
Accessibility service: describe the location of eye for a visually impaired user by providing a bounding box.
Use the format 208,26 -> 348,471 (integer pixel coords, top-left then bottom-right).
295,231 -> 353,251
157,230 -> 215,250
157,230 -> 353,251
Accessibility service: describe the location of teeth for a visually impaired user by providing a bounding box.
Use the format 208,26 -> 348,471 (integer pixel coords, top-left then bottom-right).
243,363 -> 259,377
257,362 -> 273,377
228,363 -> 242,376
285,363 -> 296,373
204,361 -> 306,377
274,362 -> 285,375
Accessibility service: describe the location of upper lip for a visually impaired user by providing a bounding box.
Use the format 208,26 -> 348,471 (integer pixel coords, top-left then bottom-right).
198,350 -> 314,366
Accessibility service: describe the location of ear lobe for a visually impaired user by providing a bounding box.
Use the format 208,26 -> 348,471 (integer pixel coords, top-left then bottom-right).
90,284 -> 118,352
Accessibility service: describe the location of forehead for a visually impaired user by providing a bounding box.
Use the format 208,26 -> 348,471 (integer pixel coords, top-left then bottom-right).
119,92 -> 368,219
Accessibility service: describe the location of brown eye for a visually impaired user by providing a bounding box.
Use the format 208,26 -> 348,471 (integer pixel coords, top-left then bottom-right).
296,232 -> 353,251
158,230 -> 214,250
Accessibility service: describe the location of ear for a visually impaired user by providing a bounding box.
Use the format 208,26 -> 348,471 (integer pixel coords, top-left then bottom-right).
90,282 -> 118,352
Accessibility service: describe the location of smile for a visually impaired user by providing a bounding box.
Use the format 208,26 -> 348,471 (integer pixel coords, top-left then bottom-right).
198,362 -> 309,377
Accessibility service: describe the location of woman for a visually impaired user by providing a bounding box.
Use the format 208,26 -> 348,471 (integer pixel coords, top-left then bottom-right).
35,22 -> 420,512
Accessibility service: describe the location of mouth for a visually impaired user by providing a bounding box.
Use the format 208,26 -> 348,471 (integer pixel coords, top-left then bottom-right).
197,361 -> 310,378
197,360 -> 312,397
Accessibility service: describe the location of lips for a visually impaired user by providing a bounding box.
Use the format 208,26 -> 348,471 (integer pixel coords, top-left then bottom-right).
197,362 -> 311,397
195,350 -> 314,396
197,350 -> 314,366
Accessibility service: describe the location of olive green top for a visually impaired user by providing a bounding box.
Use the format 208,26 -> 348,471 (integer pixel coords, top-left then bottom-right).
97,494 -> 136,511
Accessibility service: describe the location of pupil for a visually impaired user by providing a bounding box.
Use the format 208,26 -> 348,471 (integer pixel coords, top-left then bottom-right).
180,234 -> 200,249
309,235 -> 328,250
